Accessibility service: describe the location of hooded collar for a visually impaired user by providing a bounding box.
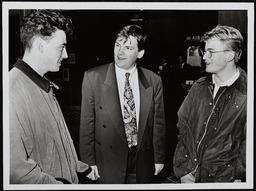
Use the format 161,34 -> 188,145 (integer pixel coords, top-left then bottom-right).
14,59 -> 52,93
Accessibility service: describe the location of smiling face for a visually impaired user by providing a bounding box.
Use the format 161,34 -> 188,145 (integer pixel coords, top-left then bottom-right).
42,29 -> 68,73
114,35 -> 144,70
203,39 -> 231,76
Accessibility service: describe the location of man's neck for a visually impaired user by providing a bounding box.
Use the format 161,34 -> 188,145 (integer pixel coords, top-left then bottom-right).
22,52 -> 45,76
213,65 -> 238,85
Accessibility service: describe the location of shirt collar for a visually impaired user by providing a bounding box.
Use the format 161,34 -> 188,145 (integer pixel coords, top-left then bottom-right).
14,59 -> 53,93
114,63 -> 137,77
212,68 -> 240,87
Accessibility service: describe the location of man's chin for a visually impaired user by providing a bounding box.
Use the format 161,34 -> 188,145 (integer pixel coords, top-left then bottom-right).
115,61 -> 125,68
50,68 -> 60,73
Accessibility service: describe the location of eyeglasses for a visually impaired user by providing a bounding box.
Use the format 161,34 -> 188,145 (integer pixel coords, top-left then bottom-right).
201,50 -> 232,58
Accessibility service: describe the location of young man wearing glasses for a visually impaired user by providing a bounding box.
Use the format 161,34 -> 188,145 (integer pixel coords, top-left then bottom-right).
173,25 -> 246,183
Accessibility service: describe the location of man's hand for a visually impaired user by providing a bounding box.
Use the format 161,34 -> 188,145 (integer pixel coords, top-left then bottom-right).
180,172 -> 195,183
154,163 -> 164,176
86,165 -> 100,181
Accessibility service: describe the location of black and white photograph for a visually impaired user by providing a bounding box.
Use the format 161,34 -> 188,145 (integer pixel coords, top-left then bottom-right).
2,1 -> 254,190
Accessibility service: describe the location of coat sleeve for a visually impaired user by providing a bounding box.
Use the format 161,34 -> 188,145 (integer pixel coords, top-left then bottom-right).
153,77 -> 166,164
233,122 -> 246,180
80,71 -> 96,166
9,104 -> 63,184
173,83 -> 196,178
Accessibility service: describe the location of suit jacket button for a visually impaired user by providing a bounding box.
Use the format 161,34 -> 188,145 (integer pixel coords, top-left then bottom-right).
109,146 -> 112,149
103,125 -> 106,128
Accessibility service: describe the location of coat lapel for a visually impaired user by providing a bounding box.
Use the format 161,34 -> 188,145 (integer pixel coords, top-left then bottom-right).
100,64 -> 153,147
137,68 -> 153,149
101,63 -> 127,144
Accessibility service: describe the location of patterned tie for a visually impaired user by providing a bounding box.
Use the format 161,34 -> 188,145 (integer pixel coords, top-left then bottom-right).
123,73 -> 138,148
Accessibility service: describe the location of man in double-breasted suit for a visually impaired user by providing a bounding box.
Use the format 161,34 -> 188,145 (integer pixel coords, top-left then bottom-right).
80,25 -> 166,184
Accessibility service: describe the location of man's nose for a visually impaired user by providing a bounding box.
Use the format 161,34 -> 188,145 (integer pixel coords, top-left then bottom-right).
118,46 -> 125,55
62,48 -> 68,59
202,53 -> 207,60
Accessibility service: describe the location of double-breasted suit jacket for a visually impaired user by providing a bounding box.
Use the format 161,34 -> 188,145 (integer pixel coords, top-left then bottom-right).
80,63 -> 166,183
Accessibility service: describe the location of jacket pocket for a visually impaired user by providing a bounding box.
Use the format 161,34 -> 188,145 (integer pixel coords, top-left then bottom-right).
44,137 -> 56,173
173,143 -> 189,168
203,163 -> 235,182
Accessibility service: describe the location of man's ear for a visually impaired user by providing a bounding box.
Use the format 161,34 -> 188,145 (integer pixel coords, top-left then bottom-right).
137,49 -> 145,59
34,37 -> 44,53
227,51 -> 236,62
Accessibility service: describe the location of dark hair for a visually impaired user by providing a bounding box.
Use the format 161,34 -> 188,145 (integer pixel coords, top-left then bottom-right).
202,25 -> 243,62
116,25 -> 148,50
20,9 -> 73,50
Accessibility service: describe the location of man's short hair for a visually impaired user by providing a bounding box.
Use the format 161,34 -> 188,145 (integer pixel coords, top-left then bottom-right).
116,25 -> 148,51
202,25 -> 243,62
20,9 -> 73,50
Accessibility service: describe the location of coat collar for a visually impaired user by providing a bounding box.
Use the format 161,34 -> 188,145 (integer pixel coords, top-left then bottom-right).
137,66 -> 150,89
104,62 -> 150,89
233,67 -> 247,95
198,66 -> 247,95
14,59 -> 55,93
104,63 -> 117,87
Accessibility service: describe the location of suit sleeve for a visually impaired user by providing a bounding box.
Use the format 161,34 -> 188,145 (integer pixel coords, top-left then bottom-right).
153,77 -> 166,164
80,71 -> 96,166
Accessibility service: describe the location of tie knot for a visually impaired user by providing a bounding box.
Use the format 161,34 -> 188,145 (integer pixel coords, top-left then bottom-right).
125,73 -> 130,79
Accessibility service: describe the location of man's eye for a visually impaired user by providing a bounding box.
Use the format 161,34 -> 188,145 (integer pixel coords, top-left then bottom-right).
60,46 -> 65,51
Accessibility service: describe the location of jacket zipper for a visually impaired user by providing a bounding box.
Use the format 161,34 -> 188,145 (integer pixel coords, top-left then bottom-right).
193,86 -> 226,174
196,86 -> 226,152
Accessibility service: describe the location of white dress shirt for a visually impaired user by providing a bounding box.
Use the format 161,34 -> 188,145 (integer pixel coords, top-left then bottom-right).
115,64 -> 140,128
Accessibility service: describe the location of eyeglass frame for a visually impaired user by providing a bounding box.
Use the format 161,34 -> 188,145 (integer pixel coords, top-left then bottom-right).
201,49 -> 232,58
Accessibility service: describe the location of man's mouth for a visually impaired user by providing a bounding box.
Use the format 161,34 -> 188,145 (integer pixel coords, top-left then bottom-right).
117,56 -> 126,60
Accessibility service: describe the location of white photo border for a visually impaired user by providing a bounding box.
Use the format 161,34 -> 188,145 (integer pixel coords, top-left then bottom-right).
2,1 -> 254,190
